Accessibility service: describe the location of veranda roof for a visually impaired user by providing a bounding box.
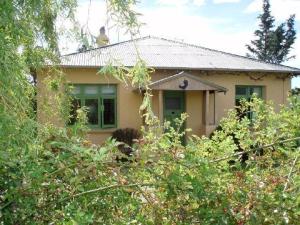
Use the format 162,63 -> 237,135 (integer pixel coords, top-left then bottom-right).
149,71 -> 227,92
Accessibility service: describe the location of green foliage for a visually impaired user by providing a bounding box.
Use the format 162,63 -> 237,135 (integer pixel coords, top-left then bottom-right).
2,97 -> 300,224
246,0 -> 296,64
106,0 -> 143,36
1,0 -> 300,224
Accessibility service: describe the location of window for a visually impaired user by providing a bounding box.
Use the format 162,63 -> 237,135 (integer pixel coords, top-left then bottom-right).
69,84 -> 117,129
235,86 -> 263,120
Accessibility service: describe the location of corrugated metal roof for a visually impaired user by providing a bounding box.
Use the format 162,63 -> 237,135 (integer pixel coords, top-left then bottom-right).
60,36 -> 300,74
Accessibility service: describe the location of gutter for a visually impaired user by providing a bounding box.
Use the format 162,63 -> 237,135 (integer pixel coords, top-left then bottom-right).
52,65 -> 300,75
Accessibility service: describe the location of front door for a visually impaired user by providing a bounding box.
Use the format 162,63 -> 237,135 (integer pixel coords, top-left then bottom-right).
163,91 -> 185,143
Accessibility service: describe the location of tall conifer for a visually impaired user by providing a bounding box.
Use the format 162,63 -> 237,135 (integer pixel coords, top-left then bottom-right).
246,0 -> 296,64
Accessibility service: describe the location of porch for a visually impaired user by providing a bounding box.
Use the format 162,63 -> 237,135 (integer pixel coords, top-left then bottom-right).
149,71 -> 227,137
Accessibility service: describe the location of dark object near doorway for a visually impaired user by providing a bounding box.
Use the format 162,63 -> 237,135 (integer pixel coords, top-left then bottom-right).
112,128 -> 141,162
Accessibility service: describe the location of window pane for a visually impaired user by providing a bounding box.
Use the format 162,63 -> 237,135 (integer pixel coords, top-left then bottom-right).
235,98 -> 241,107
69,98 -> 81,125
165,97 -> 181,110
235,85 -> 263,121
101,86 -> 115,94
250,87 -> 262,97
103,98 -> 115,126
71,85 -> 81,95
85,99 -> 98,125
84,86 -> 98,95
236,87 -> 247,96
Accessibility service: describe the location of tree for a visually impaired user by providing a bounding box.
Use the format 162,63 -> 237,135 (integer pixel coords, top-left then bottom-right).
291,87 -> 300,95
246,0 -> 296,64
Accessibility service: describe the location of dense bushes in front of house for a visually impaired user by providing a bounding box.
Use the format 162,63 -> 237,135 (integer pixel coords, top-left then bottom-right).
1,96 -> 300,224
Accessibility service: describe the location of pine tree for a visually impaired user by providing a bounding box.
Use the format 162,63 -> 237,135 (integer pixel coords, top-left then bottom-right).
246,0 -> 296,64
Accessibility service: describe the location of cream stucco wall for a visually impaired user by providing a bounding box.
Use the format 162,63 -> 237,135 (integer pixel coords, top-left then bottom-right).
37,68 -> 291,145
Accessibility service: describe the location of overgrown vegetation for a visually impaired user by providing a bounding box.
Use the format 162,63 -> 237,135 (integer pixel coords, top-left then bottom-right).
0,0 -> 299,224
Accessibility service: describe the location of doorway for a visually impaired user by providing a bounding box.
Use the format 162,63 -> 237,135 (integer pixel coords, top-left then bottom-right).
163,91 -> 186,144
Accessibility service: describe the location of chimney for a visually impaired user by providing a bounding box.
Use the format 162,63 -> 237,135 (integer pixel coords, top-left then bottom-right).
96,26 -> 109,47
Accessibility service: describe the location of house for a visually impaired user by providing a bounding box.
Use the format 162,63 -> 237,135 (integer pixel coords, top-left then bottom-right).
37,36 -> 300,144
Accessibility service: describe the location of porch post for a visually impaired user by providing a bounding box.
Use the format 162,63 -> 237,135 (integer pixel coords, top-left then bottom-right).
158,90 -> 163,124
213,90 -> 216,125
203,90 -> 210,135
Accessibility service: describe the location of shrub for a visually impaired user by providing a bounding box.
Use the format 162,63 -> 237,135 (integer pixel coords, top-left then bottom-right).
112,128 -> 141,159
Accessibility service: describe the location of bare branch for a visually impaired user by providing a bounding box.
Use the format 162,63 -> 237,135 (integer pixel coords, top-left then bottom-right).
60,183 -> 154,203
283,150 -> 299,192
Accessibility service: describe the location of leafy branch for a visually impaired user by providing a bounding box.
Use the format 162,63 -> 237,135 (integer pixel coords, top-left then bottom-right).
211,137 -> 300,163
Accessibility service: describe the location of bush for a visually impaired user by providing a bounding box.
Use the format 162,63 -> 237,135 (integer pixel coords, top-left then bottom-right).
112,128 -> 141,159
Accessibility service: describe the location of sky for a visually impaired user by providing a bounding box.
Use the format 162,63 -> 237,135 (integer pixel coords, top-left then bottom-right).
60,0 -> 300,88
